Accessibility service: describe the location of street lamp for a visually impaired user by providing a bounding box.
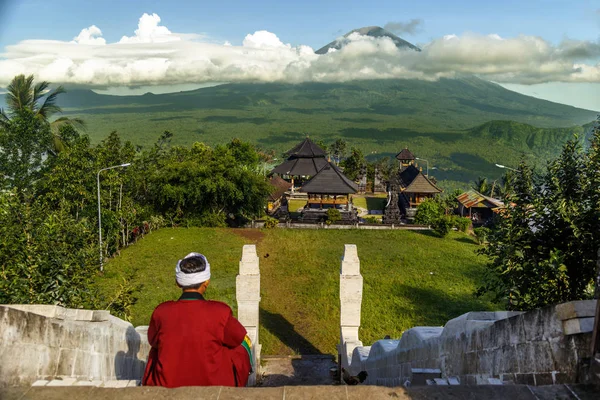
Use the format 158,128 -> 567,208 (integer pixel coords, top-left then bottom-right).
415,157 -> 433,177
495,163 -> 519,172
97,163 -> 131,272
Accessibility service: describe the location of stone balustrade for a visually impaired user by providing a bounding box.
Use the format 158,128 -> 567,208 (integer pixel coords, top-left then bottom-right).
0,304 -> 150,387
338,244 -> 364,371
338,244 -> 597,387
236,244 -> 262,386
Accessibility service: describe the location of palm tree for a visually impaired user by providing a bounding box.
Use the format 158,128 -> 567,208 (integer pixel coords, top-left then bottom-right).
0,74 -> 84,154
472,176 -> 489,196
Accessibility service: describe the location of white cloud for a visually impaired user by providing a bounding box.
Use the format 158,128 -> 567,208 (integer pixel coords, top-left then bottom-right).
242,30 -> 290,49
384,19 -> 423,35
119,13 -> 180,43
1,13 -> 600,88
72,25 -> 106,45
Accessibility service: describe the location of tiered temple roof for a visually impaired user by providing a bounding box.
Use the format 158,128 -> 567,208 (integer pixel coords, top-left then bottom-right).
268,175 -> 293,202
398,165 -> 442,194
271,138 -> 328,177
300,162 -> 359,195
395,148 -> 415,161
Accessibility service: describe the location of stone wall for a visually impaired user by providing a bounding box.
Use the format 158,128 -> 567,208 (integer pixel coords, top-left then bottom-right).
0,304 -> 149,387
339,245 -> 597,387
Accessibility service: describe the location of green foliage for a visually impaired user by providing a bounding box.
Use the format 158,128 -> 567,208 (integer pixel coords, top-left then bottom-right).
432,216 -> 453,237
363,216 -> 381,224
326,208 -> 342,225
0,109 -> 53,194
473,227 -> 491,245
263,216 -> 279,229
478,122 -> 600,310
340,147 -> 365,181
329,138 -> 347,164
414,198 -> 444,225
104,276 -> 142,322
138,139 -> 270,226
452,216 -> 471,233
0,192 -> 100,307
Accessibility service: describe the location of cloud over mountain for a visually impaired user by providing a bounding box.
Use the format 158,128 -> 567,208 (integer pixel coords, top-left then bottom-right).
384,19 -> 423,35
0,13 -> 599,88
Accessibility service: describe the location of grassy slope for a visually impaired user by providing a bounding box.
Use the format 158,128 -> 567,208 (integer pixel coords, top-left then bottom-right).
96,227 -> 495,355
56,78 -> 597,186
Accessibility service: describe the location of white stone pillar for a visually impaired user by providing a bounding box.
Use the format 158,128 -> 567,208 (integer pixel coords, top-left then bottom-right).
236,244 -> 261,386
339,244 -> 363,370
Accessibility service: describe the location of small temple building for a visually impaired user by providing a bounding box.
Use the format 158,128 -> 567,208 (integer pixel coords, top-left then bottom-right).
271,138 -> 328,191
385,147 -> 443,220
299,162 -> 359,222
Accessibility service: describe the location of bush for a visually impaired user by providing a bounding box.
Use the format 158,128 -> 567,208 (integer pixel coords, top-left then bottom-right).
473,227 -> 491,245
431,216 -> 453,237
414,199 -> 444,225
363,216 -> 381,224
326,208 -> 342,225
196,212 -> 227,228
263,216 -> 279,229
452,216 -> 471,233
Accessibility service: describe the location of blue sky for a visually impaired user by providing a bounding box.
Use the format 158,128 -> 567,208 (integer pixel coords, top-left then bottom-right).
2,0 -> 598,49
0,0 -> 599,109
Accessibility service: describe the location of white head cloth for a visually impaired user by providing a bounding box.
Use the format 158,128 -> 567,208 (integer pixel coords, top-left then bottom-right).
175,252 -> 211,286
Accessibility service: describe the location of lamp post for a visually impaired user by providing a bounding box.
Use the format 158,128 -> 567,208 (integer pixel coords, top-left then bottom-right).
97,163 -> 131,272
495,163 -> 519,172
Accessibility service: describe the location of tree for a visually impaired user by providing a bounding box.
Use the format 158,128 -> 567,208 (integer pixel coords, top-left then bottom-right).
329,139 -> 347,165
340,147 -> 365,180
0,74 -> 84,155
478,127 -> 600,310
0,109 -> 53,195
472,176 -> 489,196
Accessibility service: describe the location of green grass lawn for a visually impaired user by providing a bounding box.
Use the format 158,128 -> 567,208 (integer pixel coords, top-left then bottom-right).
352,194 -> 387,211
287,199 -> 307,212
96,228 -> 495,356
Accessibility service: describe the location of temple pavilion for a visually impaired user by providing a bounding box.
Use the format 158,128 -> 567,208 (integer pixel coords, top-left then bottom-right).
271,138 -> 328,191
299,162 -> 359,222
388,147 -> 442,219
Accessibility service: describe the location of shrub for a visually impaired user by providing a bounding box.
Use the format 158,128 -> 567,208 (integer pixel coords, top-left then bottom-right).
431,216 -> 453,237
452,216 -> 471,233
326,208 -> 342,225
414,199 -> 444,225
263,216 -> 279,229
473,227 -> 491,245
363,216 -> 381,224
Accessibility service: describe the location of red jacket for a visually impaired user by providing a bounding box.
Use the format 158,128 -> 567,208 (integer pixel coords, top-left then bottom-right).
142,292 -> 251,388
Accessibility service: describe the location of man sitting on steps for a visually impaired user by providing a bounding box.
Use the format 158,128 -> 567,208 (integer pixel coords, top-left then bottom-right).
142,252 -> 252,388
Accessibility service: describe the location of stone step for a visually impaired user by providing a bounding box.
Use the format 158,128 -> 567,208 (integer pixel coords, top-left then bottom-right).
259,355 -> 338,387
31,379 -> 139,388
2,384 -> 599,400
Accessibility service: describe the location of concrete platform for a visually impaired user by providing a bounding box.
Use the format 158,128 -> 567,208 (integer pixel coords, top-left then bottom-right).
2,384 -> 599,400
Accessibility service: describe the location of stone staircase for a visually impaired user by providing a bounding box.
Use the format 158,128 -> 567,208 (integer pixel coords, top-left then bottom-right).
258,355 -> 337,386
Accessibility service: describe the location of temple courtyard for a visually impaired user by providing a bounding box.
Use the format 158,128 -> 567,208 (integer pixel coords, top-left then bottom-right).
95,227 -> 494,356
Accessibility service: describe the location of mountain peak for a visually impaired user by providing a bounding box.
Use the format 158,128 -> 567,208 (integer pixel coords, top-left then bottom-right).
315,26 -> 421,55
